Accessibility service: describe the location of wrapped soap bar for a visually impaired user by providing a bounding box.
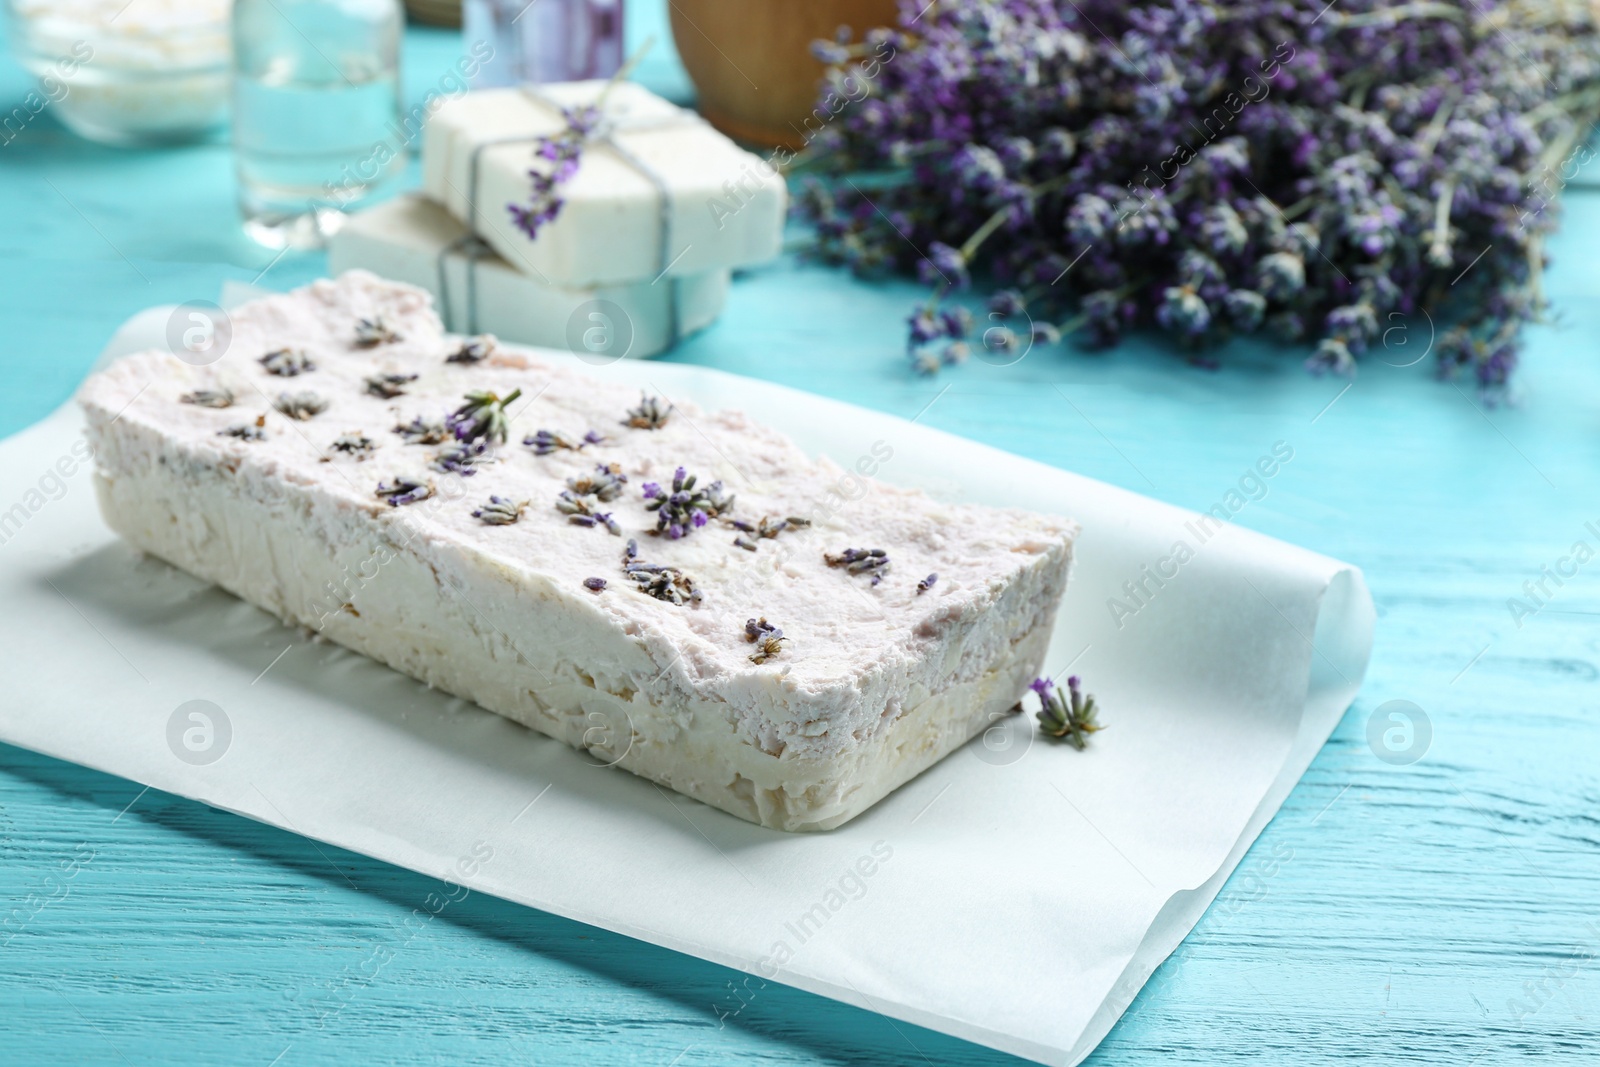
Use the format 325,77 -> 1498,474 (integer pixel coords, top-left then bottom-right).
328,195 -> 729,359
422,82 -> 786,288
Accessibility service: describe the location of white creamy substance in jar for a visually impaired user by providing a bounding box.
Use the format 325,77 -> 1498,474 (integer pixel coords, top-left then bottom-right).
10,0 -> 232,143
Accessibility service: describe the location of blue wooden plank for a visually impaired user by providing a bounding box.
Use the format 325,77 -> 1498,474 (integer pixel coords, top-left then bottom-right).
3,3 -> 1599,1066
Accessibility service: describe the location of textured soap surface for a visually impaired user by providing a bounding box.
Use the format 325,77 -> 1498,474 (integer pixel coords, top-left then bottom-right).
423,83 -> 786,286
328,194 -> 729,358
76,273 -> 1076,829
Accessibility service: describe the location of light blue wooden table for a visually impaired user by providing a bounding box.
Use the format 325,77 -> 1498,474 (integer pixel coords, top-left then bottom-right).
3,5 -> 1598,1065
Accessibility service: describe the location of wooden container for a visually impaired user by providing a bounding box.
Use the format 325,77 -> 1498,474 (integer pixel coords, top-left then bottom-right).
405,0 -> 461,27
668,0 -> 898,148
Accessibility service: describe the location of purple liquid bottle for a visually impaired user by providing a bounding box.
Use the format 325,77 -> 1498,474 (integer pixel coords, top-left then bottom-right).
463,0 -> 624,86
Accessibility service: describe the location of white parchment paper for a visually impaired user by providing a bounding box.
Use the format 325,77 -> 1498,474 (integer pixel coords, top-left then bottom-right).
0,307 -> 1373,1065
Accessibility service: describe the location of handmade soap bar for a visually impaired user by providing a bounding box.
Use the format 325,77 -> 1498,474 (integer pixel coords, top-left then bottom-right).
329,194 -> 728,359
77,273 -> 1077,831
422,82 -> 786,287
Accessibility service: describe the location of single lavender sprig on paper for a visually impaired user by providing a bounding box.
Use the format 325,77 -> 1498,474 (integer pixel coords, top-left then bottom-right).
1033,676 -> 1103,751
448,388 -> 522,445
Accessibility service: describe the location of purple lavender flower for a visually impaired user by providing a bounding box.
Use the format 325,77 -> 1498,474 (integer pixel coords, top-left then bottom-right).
364,372 -> 418,399
566,463 -> 628,502
1306,337 -> 1357,377
824,546 -> 890,585
448,388 -> 521,445
988,290 -> 1027,317
393,414 -> 450,445
218,422 -> 266,442
918,242 -> 968,288
447,335 -> 496,364
375,476 -> 433,507
431,440 -> 495,476
1256,252 -> 1306,302
643,466 -> 732,538
474,495 -> 527,525
1224,290 -> 1267,333
1036,674 -> 1103,749
745,617 -> 787,664
524,429 -> 581,455
797,0 -> 1572,387
908,305 -> 943,343
1157,286 -> 1211,337
556,489 -> 621,535
507,104 -> 600,240
259,348 -> 313,377
941,306 -> 974,339
1324,304 -> 1379,353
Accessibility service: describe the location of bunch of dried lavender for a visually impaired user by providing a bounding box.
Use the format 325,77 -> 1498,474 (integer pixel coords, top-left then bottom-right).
802,0 -> 1600,398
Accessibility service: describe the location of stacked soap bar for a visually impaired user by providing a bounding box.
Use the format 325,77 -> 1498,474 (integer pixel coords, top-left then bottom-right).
330,80 -> 786,360
330,196 -> 731,360
78,273 -> 1078,832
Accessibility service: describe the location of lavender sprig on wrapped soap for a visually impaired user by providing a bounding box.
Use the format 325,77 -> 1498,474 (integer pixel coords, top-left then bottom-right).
507,102 -> 601,240
506,40 -> 655,241
801,0 -> 1600,399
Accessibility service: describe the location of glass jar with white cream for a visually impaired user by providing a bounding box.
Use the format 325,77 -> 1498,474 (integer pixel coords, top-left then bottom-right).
5,0 -> 232,147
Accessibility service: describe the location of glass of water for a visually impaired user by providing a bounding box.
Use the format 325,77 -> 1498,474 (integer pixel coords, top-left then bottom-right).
233,0 -> 405,250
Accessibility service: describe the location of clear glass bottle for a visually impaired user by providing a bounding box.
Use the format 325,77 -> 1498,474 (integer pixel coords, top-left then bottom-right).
463,0 -> 623,88
232,0 -> 405,250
